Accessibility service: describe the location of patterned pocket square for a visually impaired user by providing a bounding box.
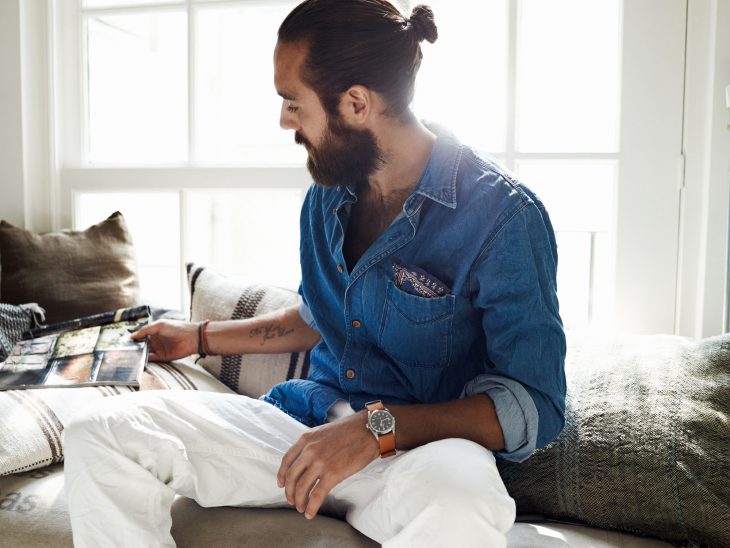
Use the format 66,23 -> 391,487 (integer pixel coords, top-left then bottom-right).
391,259 -> 451,298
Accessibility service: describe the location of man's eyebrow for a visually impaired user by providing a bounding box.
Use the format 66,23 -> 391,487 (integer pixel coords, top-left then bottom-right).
278,91 -> 296,101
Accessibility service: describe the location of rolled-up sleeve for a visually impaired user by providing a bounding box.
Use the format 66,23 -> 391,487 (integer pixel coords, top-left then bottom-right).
470,199 -> 567,461
297,283 -> 317,330
461,374 -> 539,462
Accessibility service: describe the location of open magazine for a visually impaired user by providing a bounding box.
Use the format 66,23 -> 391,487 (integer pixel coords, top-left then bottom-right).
0,306 -> 150,390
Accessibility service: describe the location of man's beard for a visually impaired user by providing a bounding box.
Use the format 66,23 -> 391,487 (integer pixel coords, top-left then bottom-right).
295,115 -> 384,189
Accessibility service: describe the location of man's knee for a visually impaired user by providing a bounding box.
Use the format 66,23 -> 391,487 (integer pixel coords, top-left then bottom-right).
389,438 -> 516,530
63,393 -> 143,454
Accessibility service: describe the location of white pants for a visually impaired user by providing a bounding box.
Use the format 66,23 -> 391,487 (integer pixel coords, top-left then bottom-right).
63,391 -> 516,547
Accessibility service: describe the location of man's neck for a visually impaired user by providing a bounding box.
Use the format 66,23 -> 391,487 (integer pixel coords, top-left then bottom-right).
365,119 -> 436,200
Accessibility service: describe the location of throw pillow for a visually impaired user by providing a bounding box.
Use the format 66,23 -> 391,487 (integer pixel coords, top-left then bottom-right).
497,331 -> 730,547
0,358 -> 233,476
0,304 -> 44,361
186,263 -> 310,397
0,212 -> 140,324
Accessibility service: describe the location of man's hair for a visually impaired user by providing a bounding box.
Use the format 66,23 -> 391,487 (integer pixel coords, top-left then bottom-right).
278,0 -> 438,121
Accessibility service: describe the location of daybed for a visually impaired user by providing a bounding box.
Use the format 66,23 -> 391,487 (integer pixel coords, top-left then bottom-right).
0,214 -> 726,547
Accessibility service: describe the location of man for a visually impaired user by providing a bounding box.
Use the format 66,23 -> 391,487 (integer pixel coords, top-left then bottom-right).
63,1 -> 566,546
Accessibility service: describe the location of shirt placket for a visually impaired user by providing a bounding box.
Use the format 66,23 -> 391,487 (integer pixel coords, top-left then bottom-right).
337,199 -> 424,396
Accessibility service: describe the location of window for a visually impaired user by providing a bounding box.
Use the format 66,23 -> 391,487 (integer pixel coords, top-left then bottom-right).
59,0 -> 687,333
415,0 -> 621,330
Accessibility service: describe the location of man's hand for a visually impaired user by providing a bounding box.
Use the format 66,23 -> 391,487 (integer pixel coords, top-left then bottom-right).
131,320 -> 198,362
277,411 -> 380,519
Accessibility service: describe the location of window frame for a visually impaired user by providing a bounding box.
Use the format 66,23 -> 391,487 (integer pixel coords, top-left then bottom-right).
54,0 -> 691,334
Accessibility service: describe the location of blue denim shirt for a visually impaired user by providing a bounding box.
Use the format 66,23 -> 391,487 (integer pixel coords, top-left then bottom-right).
263,128 -> 566,462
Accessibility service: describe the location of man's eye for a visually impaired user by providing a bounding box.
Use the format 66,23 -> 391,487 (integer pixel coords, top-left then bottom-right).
287,105 -> 299,113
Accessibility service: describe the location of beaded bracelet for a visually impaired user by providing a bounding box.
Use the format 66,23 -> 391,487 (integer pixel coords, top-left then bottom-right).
198,320 -> 211,358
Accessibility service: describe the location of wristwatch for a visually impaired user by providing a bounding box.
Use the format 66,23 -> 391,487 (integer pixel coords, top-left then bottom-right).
365,400 -> 396,458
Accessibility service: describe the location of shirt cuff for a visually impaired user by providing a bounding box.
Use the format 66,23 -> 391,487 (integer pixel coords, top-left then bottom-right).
298,302 -> 317,329
326,399 -> 356,422
461,374 -> 539,463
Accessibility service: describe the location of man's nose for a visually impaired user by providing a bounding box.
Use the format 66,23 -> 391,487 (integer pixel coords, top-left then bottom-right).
280,104 -> 298,131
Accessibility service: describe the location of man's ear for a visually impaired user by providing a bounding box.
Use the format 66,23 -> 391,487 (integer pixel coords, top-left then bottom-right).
339,85 -> 371,126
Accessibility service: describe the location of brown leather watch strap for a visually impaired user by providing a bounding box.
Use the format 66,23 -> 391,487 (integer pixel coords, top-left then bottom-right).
379,432 -> 396,458
366,401 -> 396,458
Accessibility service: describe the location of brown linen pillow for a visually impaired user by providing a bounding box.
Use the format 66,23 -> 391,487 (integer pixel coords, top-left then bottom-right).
0,212 -> 140,324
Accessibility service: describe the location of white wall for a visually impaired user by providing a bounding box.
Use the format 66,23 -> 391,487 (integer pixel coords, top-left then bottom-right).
0,0 -> 26,227
0,0 -> 54,232
676,0 -> 730,338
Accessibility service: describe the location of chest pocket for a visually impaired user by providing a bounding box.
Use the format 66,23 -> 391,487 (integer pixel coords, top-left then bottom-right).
378,281 -> 455,368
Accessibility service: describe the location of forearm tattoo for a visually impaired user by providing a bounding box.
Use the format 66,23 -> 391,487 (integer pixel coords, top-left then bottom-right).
249,323 -> 295,346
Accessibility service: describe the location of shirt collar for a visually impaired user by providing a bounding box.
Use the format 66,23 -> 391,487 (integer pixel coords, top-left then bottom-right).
337,122 -> 462,210
411,124 -> 461,210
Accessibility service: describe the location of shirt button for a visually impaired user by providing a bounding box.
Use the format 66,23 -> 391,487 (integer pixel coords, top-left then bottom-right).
346,369 -> 356,379
352,320 -> 362,329
332,208 -> 338,214
337,264 -> 344,273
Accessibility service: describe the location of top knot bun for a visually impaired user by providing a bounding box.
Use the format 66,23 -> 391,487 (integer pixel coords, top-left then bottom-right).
409,5 -> 438,44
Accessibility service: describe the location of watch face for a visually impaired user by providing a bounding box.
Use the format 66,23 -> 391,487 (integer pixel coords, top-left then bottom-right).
368,409 -> 394,435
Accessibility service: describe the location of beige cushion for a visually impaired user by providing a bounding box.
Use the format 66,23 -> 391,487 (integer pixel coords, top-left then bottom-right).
187,263 -> 310,397
0,464 -> 376,548
0,464 -> 673,548
0,212 -> 140,324
0,359 -> 233,476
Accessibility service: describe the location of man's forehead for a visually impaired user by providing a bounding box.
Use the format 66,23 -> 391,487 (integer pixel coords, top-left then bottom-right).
274,40 -> 308,97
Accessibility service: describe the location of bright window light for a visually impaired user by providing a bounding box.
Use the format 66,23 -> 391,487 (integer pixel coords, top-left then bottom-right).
195,2 -> 304,165
516,160 -> 617,329
74,192 -> 182,311
414,0 -> 508,152
87,12 -> 188,164
183,189 -> 302,292
516,0 -> 621,152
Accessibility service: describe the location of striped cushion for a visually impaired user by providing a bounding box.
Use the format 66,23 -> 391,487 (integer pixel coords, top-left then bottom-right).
0,359 -> 233,476
186,263 -> 310,398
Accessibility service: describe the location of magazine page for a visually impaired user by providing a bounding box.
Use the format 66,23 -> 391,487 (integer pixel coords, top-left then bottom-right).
0,306 -> 150,390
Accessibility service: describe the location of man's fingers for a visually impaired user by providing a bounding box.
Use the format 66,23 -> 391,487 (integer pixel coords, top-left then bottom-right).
294,465 -> 322,513
283,453 -> 310,505
304,477 -> 335,519
277,438 -> 305,489
130,322 -> 159,340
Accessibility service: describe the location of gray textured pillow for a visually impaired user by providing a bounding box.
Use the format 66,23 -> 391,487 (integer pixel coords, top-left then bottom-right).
186,263 -> 310,397
498,332 -> 730,547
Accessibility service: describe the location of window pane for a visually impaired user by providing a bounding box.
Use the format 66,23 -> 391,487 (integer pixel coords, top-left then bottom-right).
83,0 -> 181,8
414,0 -> 508,152
183,189 -> 302,290
516,0 -> 620,152
74,192 -> 182,310
87,12 -> 187,164
194,3 -> 304,165
516,160 -> 617,328
515,160 -> 616,232
554,232 -> 591,329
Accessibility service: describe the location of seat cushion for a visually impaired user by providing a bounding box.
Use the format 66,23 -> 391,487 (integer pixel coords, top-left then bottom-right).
0,464 -> 377,548
0,463 -> 672,548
